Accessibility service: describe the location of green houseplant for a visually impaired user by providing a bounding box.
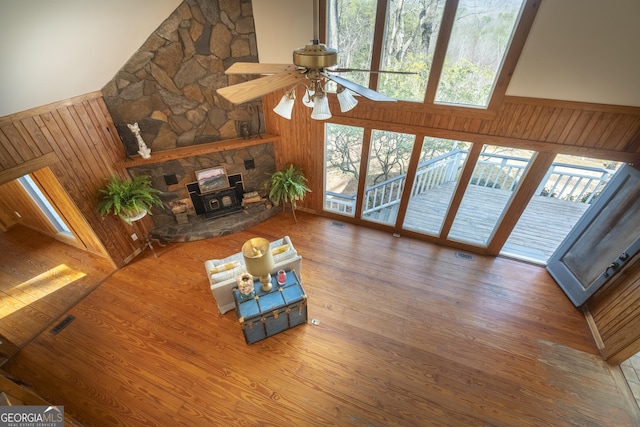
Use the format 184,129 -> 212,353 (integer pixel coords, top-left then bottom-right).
97,175 -> 163,224
267,164 -> 311,223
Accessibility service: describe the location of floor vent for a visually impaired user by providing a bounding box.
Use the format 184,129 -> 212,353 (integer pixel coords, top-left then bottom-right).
51,315 -> 75,335
455,252 -> 474,260
330,221 -> 345,228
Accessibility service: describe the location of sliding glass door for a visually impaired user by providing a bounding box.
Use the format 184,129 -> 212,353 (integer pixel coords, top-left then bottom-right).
403,138 -> 472,236
501,155 -> 622,263
447,147 -> 535,246
324,124 -> 364,217
361,130 -> 416,226
323,124 -> 627,265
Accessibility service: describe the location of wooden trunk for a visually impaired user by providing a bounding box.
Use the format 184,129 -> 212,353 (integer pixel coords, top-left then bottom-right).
234,270 -> 307,344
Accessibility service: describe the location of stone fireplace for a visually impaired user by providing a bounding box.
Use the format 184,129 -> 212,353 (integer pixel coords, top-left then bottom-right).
101,0 -> 281,241
124,136 -> 279,241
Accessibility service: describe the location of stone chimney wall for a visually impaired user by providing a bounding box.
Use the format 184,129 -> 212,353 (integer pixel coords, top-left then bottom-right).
101,0 -> 275,229
102,0 -> 262,152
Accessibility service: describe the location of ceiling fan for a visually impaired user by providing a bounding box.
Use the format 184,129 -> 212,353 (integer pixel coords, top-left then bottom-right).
216,0 -> 409,120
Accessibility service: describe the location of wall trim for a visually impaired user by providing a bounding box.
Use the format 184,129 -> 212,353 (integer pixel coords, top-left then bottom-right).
0,91 -> 104,126
0,152 -> 58,186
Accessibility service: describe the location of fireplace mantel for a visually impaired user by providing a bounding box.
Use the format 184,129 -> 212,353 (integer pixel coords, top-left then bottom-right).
115,133 -> 279,169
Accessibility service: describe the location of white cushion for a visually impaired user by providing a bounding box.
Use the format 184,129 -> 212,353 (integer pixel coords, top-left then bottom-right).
210,265 -> 243,284
272,246 -> 297,264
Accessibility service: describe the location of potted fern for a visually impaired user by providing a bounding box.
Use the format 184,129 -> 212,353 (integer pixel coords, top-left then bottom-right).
97,175 -> 163,224
266,164 -> 311,223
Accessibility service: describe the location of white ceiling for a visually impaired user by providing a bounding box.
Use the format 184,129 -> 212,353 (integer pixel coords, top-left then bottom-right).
1,0 -> 638,118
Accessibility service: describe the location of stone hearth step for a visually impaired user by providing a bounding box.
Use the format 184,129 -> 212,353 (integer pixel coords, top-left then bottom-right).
151,203 -> 282,243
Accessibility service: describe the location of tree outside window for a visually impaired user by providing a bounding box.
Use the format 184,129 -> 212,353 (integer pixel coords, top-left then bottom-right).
326,0 -> 526,107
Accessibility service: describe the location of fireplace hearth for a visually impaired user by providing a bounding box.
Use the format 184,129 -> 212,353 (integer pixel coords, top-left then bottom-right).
151,202 -> 281,243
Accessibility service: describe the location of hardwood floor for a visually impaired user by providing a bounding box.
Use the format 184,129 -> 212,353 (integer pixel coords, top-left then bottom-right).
0,225 -> 115,347
4,212 -> 640,426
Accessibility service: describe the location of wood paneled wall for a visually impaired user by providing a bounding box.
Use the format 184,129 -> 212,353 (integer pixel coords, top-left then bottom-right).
263,89 -> 640,213
586,254 -> 640,364
0,92 -> 150,267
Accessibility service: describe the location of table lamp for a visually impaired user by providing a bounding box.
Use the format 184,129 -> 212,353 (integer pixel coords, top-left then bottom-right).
242,237 -> 275,292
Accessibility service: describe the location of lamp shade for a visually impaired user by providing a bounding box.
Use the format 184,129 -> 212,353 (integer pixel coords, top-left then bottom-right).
337,87 -> 358,112
242,238 -> 275,277
273,93 -> 295,119
311,94 -> 332,120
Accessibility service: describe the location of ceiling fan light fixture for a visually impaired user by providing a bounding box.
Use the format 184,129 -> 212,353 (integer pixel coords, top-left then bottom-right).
337,85 -> 358,112
302,88 -> 315,108
273,89 -> 296,120
311,94 -> 331,120
293,43 -> 338,69
215,0 -> 399,117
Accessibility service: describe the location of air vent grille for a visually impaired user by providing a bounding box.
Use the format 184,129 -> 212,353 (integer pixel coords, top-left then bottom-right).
455,252 -> 474,260
51,315 -> 75,335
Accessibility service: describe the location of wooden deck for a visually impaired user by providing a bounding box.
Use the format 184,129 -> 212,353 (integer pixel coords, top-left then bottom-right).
404,183 -> 589,261
3,212 -> 639,426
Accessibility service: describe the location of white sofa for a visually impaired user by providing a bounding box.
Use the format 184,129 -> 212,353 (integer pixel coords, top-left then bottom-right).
204,236 -> 302,314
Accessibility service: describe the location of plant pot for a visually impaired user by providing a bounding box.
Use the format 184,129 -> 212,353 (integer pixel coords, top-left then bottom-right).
122,209 -> 147,224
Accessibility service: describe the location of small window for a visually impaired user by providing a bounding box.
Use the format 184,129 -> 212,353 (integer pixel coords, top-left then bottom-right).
18,174 -> 74,238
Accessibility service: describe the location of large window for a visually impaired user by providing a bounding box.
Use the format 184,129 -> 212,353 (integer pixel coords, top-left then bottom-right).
326,0 -> 526,107
324,124 -> 365,217
323,124 -> 625,266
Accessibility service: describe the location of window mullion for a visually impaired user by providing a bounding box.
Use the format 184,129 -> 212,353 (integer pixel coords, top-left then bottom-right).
368,0 -> 389,90
423,0 -> 459,104
319,0 -> 327,42
487,0 -> 541,110
354,128 -> 374,218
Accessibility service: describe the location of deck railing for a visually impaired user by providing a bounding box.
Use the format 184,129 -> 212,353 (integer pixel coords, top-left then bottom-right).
325,150 -> 615,215
535,162 -> 613,204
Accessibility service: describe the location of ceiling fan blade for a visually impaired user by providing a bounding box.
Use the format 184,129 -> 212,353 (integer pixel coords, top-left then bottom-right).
225,62 -> 297,75
323,73 -> 396,102
331,68 -> 416,75
217,70 -> 305,104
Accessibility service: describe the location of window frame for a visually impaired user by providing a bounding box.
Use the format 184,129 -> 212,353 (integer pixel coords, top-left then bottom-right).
320,0 -> 540,113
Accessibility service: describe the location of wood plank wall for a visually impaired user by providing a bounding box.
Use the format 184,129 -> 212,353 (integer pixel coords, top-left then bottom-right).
0,92 -> 150,267
586,254 -> 640,364
264,90 -> 640,213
